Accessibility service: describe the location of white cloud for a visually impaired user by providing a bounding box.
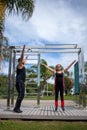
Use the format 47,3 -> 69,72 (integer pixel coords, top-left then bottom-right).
4,0 -> 87,68
30,0 -> 87,43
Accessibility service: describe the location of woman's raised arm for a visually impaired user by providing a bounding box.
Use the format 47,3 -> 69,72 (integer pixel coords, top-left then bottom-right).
41,63 -> 55,73
64,60 -> 76,72
19,45 -> 25,65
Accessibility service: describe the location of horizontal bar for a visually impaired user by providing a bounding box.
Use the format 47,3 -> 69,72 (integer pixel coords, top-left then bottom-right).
15,48 -> 81,54
16,53 -> 38,55
21,49 -> 80,53
12,44 -> 78,49
24,59 -> 38,60
38,49 -> 80,53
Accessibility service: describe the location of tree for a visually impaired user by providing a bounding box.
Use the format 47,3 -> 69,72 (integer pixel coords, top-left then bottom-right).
0,33 -> 9,54
65,71 -> 70,77
84,62 -> 87,72
40,59 -> 54,90
64,76 -> 74,95
40,59 -> 48,78
0,75 -> 8,97
0,0 -> 35,35
0,0 -> 35,71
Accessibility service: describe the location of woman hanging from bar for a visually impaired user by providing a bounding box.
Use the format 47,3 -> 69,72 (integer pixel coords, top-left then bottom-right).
41,60 -> 76,111
13,45 -> 26,113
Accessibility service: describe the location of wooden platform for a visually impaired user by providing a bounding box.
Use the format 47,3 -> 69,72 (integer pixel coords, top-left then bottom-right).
0,100 -> 87,121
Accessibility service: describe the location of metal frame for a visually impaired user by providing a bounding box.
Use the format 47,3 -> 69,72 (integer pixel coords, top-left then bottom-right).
6,44 -> 84,108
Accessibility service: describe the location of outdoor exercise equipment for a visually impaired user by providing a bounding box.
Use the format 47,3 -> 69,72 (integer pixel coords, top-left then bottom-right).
0,44 -> 86,108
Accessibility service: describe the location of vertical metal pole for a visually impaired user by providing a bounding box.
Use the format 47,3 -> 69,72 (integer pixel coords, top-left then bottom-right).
37,53 -> 40,105
80,48 -> 86,107
78,47 -> 85,107
11,50 -> 16,106
80,47 -> 85,83
78,48 -> 84,84
7,47 -> 12,109
47,83 -> 48,96
78,50 -> 82,106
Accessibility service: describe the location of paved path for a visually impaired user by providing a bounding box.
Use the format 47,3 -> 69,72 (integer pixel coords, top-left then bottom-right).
0,100 -> 87,121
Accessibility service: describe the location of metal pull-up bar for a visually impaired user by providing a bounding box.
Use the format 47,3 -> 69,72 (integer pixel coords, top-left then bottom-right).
7,44 -> 84,108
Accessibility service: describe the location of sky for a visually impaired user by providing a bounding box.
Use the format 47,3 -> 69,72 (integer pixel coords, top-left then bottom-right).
3,0 -> 87,72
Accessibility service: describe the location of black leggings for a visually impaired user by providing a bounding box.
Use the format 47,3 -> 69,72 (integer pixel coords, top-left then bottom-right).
55,83 -> 64,107
14,81 -> 25,110
55,85 -> 64,101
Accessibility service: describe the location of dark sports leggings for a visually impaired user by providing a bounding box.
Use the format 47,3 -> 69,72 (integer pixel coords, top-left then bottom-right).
14,81 -> 25,110
54,78 -> 64,107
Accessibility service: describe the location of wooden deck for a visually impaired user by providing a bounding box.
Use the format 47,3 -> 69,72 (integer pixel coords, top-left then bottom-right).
0,100 -> 87,121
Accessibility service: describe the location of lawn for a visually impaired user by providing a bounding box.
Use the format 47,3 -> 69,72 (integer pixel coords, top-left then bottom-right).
24,94 -> 77,100
0,120 -> 87,130
41,95 -> 76,100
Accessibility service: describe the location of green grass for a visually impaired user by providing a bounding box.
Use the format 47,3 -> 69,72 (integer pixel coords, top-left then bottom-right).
24,95 -> 77,100
0,94 -> 77,101
40,95 -> 76,100
0,120 -> 87,130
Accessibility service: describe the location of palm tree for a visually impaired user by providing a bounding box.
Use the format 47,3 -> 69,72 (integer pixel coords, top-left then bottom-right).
0,0 -> 35,59
0,0 -> 35,35
0,0 -> 35,73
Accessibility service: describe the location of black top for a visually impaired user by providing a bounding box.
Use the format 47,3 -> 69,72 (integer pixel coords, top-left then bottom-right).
55,73 -> 64,84
16,66 -> 26,82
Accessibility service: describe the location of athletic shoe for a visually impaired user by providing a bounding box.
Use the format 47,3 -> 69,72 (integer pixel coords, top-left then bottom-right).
55,107 -> 58,111
61,107 -> 65,111
13,109 -> 23,113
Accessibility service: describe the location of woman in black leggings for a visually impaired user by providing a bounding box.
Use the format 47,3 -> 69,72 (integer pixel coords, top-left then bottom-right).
41,60 -> 76,111
13,45 -> 26,113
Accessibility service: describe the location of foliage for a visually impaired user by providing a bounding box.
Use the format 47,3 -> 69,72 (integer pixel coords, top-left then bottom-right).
25,65 -> 38,95
0,0 -> 6,33
6,0 -> 35,20
40,59 -> 48,78
40,59 -> 53,79
65,71 -> 70,77
0,74 -> 8,98
64,76 -> 74,91
47,83 -> 53,91
0,0 -> 35,34
40,59 -> 53,90
0,35 -> 9,47
84,61 -> 87,72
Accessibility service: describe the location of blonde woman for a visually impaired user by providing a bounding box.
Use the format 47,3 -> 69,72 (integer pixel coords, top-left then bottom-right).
41,60 -> 76,111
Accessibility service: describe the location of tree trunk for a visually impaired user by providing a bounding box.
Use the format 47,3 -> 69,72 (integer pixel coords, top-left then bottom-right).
0,1 -> 6,33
